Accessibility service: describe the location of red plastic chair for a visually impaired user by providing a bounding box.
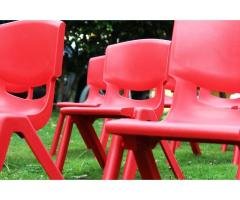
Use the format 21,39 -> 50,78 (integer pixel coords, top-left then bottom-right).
0,20 -> 65,179
50,55 -> 108,156
104,21 -> 240,179
55,39 -> 184,179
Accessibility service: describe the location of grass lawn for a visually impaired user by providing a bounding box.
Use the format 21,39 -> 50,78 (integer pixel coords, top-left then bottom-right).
0,111 -> 237,180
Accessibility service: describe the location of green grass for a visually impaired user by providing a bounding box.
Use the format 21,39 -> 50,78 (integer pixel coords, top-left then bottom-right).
0,111 -> 237,180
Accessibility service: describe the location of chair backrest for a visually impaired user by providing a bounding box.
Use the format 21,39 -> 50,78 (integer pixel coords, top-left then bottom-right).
0,20 -> 65,89
103,39 -> 171,115
169,20 -> 240,93
0,20 -> 65,129
104,39 -> 170,91
85,55 -> 106,103
87,55 -> 106,89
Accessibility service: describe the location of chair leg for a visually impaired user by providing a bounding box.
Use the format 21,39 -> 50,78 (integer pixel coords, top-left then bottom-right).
233,145 -> 240,165
190,142 -> 201,155
170,141 -> 182,154
170,141 -> 178,154
102,135 -> 124,179
99,118 -> 110,150
170,141 -> 200,156
176,141 -> 181,148
159,140 -> 184,179
122,150 -> 137,179
55,116 -> 73,172
221,144 -> 228,152
0,131 -> 12,171
50,112 -> 65,156
23,122 -> 63,180
133,144 -> 161,180
74,117 -> 106,169
74,118 -> 94,149
236,146 -> 240,179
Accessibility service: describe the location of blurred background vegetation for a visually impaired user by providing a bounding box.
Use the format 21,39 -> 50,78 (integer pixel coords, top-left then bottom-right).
0,20 -> 174,102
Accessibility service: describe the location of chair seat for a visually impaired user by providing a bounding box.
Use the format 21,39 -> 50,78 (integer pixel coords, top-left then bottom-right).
106,118 -> 240,144
106,103 -> 240,144
56,102 -> 101,108
60,106 -> 134,117
0,94 -> 45,116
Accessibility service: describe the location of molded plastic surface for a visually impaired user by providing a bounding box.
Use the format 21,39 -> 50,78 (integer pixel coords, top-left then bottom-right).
87,55 -> 106,89
0,20 -> 64,87
104,39 -> 170,91
170,21 -> 240,93
0,20 -> 65,179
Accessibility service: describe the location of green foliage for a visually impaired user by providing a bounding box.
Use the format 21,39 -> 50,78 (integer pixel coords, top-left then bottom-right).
64,20 -> 174,73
